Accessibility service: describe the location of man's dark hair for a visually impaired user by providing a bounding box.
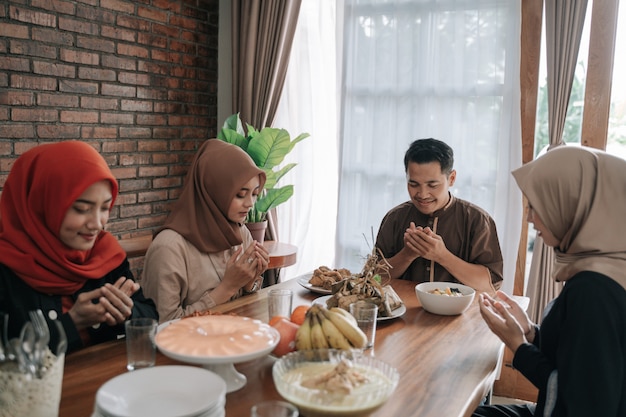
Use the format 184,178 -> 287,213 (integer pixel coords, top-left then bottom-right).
404,138 -> 454,175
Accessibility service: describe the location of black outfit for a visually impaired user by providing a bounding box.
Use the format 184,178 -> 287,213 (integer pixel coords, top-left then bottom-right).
0,259 -> 158,353
473,272 -> 626,417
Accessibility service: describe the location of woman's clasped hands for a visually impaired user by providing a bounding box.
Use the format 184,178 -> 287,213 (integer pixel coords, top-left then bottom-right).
69,277 -> 139,330
478,290 -> 535,353
225,241 -> 270,289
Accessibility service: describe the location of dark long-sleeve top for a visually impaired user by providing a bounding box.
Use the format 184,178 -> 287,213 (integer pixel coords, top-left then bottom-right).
0,259 -> 158,353
513,272 -> 626,417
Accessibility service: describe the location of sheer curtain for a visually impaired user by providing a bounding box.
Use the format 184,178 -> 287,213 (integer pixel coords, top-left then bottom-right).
336,0 -> 523,293
272,0 -> 340,279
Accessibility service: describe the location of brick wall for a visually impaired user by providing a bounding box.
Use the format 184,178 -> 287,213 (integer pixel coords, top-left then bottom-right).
0,0 -> 219,276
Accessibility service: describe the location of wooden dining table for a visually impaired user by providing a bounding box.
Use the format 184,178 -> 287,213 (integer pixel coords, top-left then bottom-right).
59,278 -> 504,417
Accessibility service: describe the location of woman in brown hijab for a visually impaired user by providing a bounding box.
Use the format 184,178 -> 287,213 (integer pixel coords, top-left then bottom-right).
472,146 -> 626,417
142,140 -> 271,322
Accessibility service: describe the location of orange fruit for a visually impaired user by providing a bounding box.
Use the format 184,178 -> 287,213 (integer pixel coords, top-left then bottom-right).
290,305 -> 309,325
269,315 -> 290,327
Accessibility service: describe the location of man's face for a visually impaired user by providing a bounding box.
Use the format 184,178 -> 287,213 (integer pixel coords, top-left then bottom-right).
406,161 -> 456,215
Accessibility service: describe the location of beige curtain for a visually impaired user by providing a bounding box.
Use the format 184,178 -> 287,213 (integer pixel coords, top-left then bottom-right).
231,0 -> 302,284
526,0 -> 588,322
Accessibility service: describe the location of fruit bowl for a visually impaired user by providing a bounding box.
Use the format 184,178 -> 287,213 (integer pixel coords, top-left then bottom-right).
272,349 -> 399,417
415,282 -> 475,315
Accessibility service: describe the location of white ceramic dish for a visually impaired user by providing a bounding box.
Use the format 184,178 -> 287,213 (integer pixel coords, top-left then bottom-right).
312,295 -> 406,322
297,274 -> 332,295
95,365 -> 226,417
414,282 -> 475,315
155,316 -> 280,393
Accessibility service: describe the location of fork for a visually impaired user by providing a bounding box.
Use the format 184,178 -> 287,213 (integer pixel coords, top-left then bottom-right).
29,309 -> 51,377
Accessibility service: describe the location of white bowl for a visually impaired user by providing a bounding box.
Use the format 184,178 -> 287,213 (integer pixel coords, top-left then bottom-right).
415,282 -> 475,315
272,349 -> 399,417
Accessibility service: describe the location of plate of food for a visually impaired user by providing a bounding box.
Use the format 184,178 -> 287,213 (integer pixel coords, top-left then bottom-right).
312,295 -> 406,322
297,267 -> 354,295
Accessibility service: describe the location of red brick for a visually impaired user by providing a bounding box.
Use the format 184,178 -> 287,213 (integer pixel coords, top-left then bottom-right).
32,27 -> 74,46
0,91 -> 34,106
60,110 -> 99,123
60,48 -> 99,65
11,74 -> 57,91
101,26 -> 136,42
138,190 -> 168,203
59,79 -> 98,94
13,142 -> 42,155
151,22 -> 180,38
138,140 -> 168,152
120,127 -> 151,138
136,114 -> 166,125
119,178 -> 151,192
138,61 -> 168,75
31,0 -> 76,16
10,40 -> 57,59
78,67 -> 116,81
138,6 -> 167,23
101,83 -> 136,97
82,126 -> 118,139
106,219 -> 138,234
101,0 -> 135,14
116,15 -> 151,32
33,61 -> 76,78
117,43 -> 148,58
118,72 -> 151,86
76,4 -> 115,24
77,36 -> 115,53
101,112 -> 134,124
37,93 -> 79,107
0,56 -> 30,72
115,193 -> 138,205
181,5 -> 208,21
151,50 -> 180,63
120,153 -> 152,165
170,40 -> 195,54
59,16 -> 98,35
9,6 -> 56,27
152,153 -> 177,164
0,125 -> 34,138
153,177 -> 182,189
139,166 -> 168,177
137,33 -> 167,48
0,21 -> 28,39
170,15 -> 198,31
138,214 -> 167,229
101,54 -> 136,71
0,158 -> 17,172
137,87 -> 167,100
102,141 -> 136,153
111,167 -> 138,180
81,96 -> 118,110
121,99 -> 152,112
37,125 -> 80,138
0,108 -> 8,121
12,108 -> 58,122
153,128 -> 178,139
0,142 -> 12,155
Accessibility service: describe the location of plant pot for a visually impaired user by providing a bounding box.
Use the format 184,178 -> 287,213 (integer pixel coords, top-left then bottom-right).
245,221 -> 268,243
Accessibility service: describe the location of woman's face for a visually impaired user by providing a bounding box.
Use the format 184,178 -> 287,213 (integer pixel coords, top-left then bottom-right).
527,205 -> 559,247
227,175 -> 261,223
59,180 -> 113,250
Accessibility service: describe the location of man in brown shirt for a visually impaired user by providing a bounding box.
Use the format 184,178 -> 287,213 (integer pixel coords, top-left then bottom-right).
376,139 -> 503,293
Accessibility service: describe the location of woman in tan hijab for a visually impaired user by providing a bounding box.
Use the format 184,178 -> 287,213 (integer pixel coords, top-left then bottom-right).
142,140 -> 271,322
472,146 -> 626,417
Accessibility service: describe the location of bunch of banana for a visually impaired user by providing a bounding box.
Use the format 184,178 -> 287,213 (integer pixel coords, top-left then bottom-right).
294,304 -> 368,350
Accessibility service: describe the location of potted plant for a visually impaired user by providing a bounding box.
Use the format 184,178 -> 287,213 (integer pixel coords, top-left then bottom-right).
217,113 -> 310,240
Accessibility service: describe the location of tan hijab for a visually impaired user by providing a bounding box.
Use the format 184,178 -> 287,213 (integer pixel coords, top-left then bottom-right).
512,145 -> 626,290
159,140 -> 266,253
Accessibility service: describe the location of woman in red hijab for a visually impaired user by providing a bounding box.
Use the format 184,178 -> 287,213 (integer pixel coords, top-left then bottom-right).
0,141 -> 157,353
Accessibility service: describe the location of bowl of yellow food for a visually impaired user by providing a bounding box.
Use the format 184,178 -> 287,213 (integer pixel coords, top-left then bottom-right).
415,282 -> 475,315
272,349 -> 399,417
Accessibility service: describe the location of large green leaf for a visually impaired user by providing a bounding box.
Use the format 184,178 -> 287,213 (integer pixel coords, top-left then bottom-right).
254,186 -> 294,213
218,129 -> 248,150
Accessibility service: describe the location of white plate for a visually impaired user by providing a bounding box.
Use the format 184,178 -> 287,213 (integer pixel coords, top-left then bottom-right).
296,273 -> 332,295
95,365 -> 226,417
312,295 -> 406,322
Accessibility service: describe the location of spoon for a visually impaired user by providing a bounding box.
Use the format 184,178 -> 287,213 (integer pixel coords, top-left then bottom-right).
19,322 -> 38,376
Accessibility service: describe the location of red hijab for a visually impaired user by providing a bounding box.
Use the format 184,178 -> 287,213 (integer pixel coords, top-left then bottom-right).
0,141 -> 126,294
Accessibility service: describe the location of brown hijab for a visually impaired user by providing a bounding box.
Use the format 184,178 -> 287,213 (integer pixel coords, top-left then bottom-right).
159,139 -> 266,253
512,145 -> 626,290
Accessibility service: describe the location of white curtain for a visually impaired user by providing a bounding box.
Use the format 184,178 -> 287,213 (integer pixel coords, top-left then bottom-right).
273,0 -> 340,279
274,0 -> 523,295
336,0 -> 523,294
